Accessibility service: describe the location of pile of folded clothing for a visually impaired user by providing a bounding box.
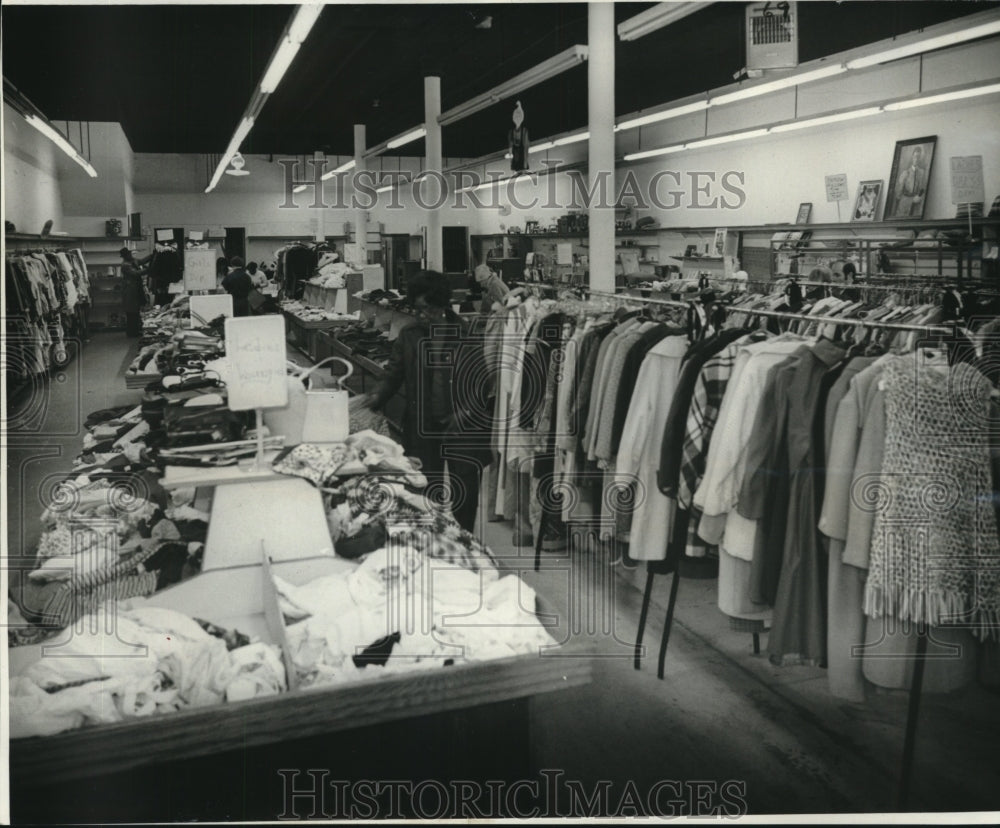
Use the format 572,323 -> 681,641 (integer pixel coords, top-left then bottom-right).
357,288 -> 407,308
9,606 -> 285,737
10,404 -> 211,644
333,323 -> 393,363
279,299 -> 359,323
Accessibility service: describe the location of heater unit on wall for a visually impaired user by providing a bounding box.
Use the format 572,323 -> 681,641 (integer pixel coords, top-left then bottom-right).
745,1 -> 798,70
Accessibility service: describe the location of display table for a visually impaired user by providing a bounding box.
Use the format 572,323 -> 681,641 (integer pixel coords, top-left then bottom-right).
9,546 -> 589,821
283,311 -> 355,361
160,449 -> 286,489
301,271 -> 364,314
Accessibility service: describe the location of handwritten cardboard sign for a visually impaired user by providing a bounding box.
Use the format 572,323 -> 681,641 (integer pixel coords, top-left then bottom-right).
825,174 -> 849,202
950,156 -> 984,204
184,249 -> 217,292
224,316 -> 289,411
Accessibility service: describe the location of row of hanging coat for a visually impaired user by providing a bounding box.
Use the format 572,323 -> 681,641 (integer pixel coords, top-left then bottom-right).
488,279 -> 1000,700
5,247 -> 91,382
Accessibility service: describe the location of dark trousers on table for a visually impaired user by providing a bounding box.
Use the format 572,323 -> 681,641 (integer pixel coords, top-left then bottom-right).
410,441 -> 483,533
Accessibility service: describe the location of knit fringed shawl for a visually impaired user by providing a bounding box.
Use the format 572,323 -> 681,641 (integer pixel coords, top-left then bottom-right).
864,355 -> 1000,640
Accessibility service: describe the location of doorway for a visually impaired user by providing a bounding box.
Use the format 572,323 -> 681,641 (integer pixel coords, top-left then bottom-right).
442,226 -> 469,275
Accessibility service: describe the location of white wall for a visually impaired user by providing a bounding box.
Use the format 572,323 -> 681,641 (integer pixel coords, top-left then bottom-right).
3,102 -> 64,234
619,97 -> 1000,229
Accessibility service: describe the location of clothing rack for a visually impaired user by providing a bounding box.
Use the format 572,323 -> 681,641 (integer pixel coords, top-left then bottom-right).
562,285 -> 948,808
586,288 -> 956,335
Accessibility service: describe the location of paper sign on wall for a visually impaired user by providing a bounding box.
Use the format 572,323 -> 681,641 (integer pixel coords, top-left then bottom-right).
224,315 -> 289,411
950,156 -> 984,204
825,174 -> 849,202
343,243 -> 363,266
188,230 -> 204,241
184,249 -> 217,292
156,229 -> 175,242
556,243 -> 573,265
189,294 -> 233,328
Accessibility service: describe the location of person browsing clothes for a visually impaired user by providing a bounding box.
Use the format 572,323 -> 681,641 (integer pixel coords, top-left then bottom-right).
120,247 -> 153,337
363,270 -> 494,532
222,256 -> 253,317
472,251 -> 509,314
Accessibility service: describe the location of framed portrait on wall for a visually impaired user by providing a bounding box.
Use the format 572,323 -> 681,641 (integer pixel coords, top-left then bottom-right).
851,180 -> 883,222
885,136 -> 937,221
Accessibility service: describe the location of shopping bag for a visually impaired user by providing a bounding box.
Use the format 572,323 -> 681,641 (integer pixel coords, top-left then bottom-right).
264,357 -> 353,444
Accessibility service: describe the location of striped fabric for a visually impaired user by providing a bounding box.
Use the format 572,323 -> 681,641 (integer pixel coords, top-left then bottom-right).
36,543 -> 162,629
678,344 -> 740,558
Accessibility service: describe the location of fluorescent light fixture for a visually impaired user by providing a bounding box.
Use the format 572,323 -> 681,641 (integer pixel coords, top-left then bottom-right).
260,41 -> 301,94
322,158 -> 356,180
529,130 -> 588,154
623,78 -> 1000,162
553,131 -> 589,147
770,106 -> 883,133
259,5 -> 324,93
624,143 -> 686,161
376,174 -> 413,193
293,184 -> 307,193
616,99 -> 709,132
623,127 -> 767,161
617,2 -> 712,41
456,172 -> 537,194
386,127 -> 427,150
207,5 -> 322,192
710,63 -> 846,107
686,128 -> 769,150
882,81 -> 1000,111
287,3 -> 324,44
24,115 -> 97,177
438,46 -> 588,126
846,18 -> 1000,70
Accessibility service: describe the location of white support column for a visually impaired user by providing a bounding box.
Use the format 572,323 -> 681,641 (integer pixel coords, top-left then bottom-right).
354,125 -> 368,265
588,2 -> 615,292
314,150 -> 326,242
424,75 -> 443,272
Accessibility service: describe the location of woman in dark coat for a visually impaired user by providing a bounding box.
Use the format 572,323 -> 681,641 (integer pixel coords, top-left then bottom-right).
120,247 -> 150,337
364,271 -> 494,532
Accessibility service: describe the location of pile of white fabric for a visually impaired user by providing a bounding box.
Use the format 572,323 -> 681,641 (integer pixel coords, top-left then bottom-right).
9,605 -> 285,738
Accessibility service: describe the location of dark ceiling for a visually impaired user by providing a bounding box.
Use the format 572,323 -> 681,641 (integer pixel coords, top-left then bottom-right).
2,2 -> 997,159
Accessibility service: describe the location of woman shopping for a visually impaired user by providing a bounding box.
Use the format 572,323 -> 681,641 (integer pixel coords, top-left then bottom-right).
363,271 -> 494,533
120,247 -> 151,337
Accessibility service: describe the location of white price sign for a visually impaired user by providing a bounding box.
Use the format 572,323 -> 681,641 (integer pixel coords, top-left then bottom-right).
224,316 -> 289,411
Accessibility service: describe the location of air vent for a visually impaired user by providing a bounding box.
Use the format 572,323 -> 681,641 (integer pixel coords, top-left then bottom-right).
746,2 -> 798,70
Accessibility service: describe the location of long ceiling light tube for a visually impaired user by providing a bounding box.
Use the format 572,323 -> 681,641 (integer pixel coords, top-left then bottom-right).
386,127 -> 427,150
24,114 -> 98,177
455,171 -> 538,194
882,80 -> 1000,111
613,9 -> 1000,135
438,45 -> 589,127
710,63 -> 847,106
845,15 -> 1000,70
621,80 -> 1000,162
364,125 -> 427,159
206,4 -> 323,193
4,78 -> 99,177
768,106 -> 884,134
617,2 -> 712,41
322,158 -> 357,180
